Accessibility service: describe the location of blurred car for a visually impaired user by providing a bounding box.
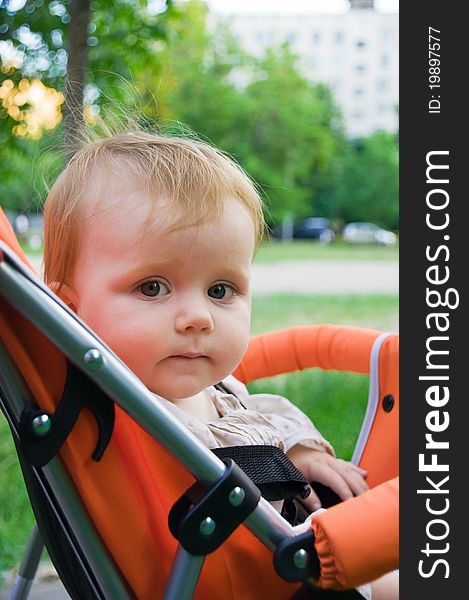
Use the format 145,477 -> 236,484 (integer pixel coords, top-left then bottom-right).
342,222 -> 397,246
293,218 -> 335,243
25,213 -> 44,250
5,211 -> 44,251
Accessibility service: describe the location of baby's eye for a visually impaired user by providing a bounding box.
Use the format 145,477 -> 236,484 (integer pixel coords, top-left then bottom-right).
207,283 -> 235,300
139,280 -> 170,298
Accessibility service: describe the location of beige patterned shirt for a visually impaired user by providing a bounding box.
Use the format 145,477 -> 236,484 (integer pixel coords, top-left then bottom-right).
157,375 -> 335,455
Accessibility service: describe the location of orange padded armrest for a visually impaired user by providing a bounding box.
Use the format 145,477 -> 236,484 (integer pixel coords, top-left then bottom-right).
312,477 -> 399,589
233,325 -> 381,383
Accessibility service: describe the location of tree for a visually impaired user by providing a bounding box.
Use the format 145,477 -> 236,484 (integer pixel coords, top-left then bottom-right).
327,131 -> 399,229
64,0 -> 90,153
0,0 -> 178,149
142,3 -> 344,227
241,47 -> 345,225
0,0 -> 178,208
143,1 -> 246,144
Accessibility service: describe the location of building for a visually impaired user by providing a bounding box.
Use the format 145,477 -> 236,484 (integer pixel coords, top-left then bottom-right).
212,0 -> 398,138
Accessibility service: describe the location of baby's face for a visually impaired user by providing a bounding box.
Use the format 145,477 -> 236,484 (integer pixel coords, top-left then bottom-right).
67,190 -> 254,401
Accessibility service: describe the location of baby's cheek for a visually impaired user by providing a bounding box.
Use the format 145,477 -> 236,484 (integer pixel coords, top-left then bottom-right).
229,329 -> 250,370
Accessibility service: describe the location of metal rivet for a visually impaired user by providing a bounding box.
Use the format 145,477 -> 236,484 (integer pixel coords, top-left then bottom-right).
293,548 -> 309,570
31,413 -> 52,436
83,348 -> 103,370
199,517 -> 216,537
382,395 -> 394,412
228,486 -> 245,506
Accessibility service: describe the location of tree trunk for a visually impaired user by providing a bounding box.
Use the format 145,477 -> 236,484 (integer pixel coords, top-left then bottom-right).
281,213 -> 294,242
64,0 -> 91,159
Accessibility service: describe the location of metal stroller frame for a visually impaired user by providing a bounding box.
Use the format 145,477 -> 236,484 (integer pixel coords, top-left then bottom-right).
0,241 -> 396,599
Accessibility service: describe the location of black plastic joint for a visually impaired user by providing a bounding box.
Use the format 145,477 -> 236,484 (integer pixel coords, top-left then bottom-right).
168,458 -> 261,555
18,362 -> 115,467
273,530 -> 320,583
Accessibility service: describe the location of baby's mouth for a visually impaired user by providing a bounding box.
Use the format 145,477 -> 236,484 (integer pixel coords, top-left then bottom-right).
171,353 -> 207,359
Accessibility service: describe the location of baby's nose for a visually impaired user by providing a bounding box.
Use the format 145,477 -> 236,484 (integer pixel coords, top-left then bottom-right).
174,302 -> 214,333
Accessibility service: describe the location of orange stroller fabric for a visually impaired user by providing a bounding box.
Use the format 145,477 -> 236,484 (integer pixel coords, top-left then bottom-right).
0,209 -> 398,596
234,325 -> 399,488
312,478 -> 399,589
0,213 -> 298,598
234,326 -> 399,587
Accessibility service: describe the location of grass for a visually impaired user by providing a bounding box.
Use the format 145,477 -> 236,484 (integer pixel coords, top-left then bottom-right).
248,293 -> 398,461
0,291 -> 398,576
247,370 -> 369,460
251,293 -> 399,334
254,240 -> 399,263
18,240 -> 43,257
0,419 -> 35,576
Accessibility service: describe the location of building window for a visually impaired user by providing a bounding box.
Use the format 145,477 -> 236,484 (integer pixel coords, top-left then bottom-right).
377,79 -> 388,91
335,31 -> 344,44
356,40 -> 366,49
381,28 -> 393,42
354,88 -> 364,96
256,31 -> 272,46
356,63 -> 366,72
381,54 -> 389,67
285,32 -> 296,44
312,31 -> 321,44
351,110 -> 364,119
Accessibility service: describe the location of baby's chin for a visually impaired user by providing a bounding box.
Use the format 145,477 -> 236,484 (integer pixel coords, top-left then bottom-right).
149,380 -> 218,402
144,365 -> 236,401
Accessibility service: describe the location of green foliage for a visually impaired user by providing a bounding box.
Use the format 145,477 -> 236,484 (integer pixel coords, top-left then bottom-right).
86,0 -> 180,108
0,0 -> 178,88
318,131 -> 399,229
0,127 -> 64,211
143,0 -> 247,145
241,50 -> 344,223
1,0 -> 399,231
144,1 -> 346,225
0,0 -> 177,207
0,1 -> 68,88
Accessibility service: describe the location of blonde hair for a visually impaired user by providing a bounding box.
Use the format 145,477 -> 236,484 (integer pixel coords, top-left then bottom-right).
44,130 -> 265,290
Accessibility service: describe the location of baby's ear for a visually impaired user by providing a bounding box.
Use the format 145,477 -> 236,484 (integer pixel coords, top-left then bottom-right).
55,284 -> 79,313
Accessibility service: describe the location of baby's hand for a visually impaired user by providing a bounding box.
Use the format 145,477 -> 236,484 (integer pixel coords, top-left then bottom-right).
286,444 -> 369,512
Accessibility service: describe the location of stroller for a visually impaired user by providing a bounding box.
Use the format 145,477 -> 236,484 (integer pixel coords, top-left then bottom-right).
0,207 -> 398,599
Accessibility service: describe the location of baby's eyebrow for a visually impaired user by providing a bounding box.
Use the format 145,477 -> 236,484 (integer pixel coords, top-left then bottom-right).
217,267 -> 250,282
112,261 -> 171,284
126,258 -> 175,273
115,259 -> 251,286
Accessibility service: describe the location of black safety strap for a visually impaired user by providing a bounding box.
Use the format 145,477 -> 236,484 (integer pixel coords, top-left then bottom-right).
212,445 -> 310,501
291,584 -> 366,599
